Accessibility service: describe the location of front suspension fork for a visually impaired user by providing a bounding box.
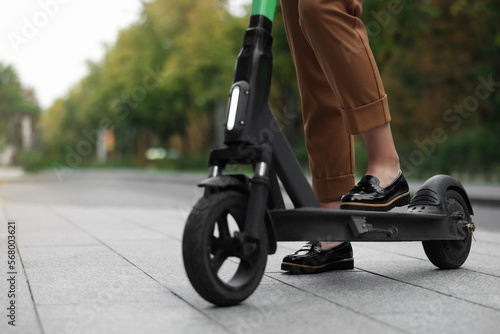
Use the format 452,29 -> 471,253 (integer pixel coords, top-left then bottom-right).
244,144 -> 272,242
206,143 -> 273,254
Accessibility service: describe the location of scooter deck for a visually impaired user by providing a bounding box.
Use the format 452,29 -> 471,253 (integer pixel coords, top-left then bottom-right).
271,208 -> 465,242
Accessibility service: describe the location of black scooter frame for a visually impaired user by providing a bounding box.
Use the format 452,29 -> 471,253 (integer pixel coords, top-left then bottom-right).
199,15 -> 474,252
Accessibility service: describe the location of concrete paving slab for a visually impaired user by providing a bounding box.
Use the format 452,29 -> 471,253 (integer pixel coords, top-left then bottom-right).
266,269 -> 500,333
52,209 -> 167,242
353,238 -> 500,260
103,206 -> 188,241
0,207 -> 42,334
267,270 -> 444,315
103,238 -> 280,287
20,245 -> 130,269
353,247 -> 500,310
37,300 -> 230,334
374,309 -> 499,334
0,267 -> 42,334
171,283 -> 405,334
3,204 -> 99,247
104,238 -> 194,287
24,265 -> 170,305
354,241 -> 500,278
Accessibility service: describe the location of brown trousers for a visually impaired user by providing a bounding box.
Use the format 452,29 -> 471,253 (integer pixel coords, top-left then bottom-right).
281,0 -> 392,202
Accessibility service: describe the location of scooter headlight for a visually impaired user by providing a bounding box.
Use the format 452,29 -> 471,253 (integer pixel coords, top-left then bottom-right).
226,85 -> 240,131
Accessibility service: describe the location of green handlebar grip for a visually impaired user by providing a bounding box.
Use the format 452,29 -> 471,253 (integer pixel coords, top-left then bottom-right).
250,0 -> 276,22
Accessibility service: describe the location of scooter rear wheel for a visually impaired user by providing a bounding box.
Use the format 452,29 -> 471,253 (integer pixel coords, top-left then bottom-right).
182,190 -> 268,306
422,189 -> 473,269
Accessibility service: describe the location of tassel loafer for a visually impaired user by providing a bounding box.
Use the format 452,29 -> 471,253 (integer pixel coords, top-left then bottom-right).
340,171 -> 410,211
281,241 -> 354,274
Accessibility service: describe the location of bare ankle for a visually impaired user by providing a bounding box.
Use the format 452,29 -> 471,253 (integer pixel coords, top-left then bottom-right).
365,155 -> 400,187
320,200 -> 341,210
318,201 -> 342,250
320,241 -> 343,250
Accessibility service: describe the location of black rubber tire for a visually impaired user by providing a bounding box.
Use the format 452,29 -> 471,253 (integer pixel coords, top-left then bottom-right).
182,190 -> 268,306
422,189 -> 473,269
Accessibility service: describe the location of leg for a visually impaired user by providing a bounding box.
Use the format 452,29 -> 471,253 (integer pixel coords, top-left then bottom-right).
282,0 -> 354,251
297,0 -> 408,210
297,0 -> 391,136
281,0 -> 355,204
362,123 -> 400,187
281,0 -> 355,267
318,201 -> 341,250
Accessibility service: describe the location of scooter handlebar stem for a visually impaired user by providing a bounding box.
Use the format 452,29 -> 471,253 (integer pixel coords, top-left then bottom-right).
250,0 -> 276,22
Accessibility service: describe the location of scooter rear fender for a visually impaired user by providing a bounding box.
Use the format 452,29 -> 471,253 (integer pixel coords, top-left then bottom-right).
409,174 -> 473,215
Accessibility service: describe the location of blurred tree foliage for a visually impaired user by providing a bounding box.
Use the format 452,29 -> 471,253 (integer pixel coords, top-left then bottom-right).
0,63 -> 40,151
360,0 -> 500,179
39,0 -> 500,179
43,0 -> 250,164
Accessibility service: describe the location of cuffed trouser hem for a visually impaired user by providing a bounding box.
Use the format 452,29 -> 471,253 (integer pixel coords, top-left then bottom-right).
342,95 -> 391,135
312,174 -> 355,202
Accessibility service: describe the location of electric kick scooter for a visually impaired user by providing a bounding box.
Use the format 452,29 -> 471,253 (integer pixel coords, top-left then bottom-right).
182,0 -> 476,306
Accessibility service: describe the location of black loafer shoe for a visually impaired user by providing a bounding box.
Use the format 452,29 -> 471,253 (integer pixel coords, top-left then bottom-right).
281,241 -> 354,274
340,170 -> 410,211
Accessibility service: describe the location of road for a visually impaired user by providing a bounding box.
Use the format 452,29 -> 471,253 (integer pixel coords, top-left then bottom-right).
2,169 -> 499,232
0,169 -> 499,334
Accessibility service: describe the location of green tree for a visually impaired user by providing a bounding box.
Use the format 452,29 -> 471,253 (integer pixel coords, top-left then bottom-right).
0,63 -> 40,151
361,0 -> 500,177
39,0 -> 500,177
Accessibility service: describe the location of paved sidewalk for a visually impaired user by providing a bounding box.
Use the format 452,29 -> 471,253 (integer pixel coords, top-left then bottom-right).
0,170 -> 499,334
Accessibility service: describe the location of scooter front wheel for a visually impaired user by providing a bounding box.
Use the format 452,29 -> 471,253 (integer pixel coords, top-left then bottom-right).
182,190 -> 268,306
